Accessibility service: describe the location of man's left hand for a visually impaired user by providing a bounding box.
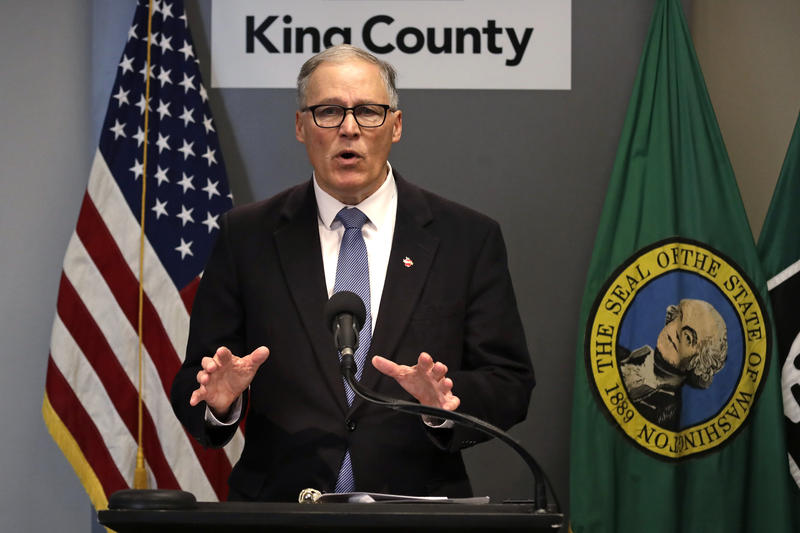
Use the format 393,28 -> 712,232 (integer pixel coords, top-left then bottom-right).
371,352 -> 461,411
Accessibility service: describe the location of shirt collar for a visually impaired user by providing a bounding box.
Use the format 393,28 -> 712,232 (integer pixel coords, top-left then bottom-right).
314,163 -> 397,230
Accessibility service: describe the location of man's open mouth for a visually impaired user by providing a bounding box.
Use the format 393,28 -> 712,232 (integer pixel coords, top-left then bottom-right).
337,150 -> 361,160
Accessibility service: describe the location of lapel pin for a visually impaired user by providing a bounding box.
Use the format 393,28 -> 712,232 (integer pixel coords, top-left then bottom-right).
402,256 -> 414,268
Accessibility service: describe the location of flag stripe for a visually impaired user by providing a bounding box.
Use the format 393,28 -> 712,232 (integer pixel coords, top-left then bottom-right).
46,355 -> 129,496
180,275 -> 201,313
61,228 -> 221,500
75,190 -> 182,391
42,392 -> 110,510
767,258 -> 800,291
55,272 -> 181,490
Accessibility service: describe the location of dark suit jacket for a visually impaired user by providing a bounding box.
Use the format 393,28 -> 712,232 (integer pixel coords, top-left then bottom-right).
170,173 -> 535,501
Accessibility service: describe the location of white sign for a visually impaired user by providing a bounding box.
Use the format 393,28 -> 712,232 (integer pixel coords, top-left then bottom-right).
211,0 -> 571,90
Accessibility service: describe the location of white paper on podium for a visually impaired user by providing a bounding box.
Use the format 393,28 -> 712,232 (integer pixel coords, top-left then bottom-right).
298,488 -> 490,505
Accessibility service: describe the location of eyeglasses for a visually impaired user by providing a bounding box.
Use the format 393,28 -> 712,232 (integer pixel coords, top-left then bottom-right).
303,104 -> 392,128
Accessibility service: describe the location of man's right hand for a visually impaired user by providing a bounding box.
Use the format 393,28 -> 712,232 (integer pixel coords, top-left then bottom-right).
189,346 -> 270,417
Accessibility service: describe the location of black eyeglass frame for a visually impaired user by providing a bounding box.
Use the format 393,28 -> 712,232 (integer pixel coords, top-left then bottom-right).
302,104 -> 393,128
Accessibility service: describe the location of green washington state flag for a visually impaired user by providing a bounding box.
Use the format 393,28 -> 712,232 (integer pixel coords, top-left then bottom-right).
758,111 -> 800,501
568,1 -> 796,532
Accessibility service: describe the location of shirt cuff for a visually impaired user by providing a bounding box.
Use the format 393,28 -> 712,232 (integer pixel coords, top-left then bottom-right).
422,414 -> 455,429
204,395 -> 243,426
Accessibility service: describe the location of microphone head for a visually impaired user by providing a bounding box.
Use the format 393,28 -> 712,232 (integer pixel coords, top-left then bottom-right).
323,291 -> 366,333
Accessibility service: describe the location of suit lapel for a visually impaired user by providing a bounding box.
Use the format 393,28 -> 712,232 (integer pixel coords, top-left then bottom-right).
350,175 -> 439,415
274,181 -> 349,414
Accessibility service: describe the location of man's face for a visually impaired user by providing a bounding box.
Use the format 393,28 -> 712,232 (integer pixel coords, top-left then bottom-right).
295,59 -> 402,205
656,299 -> 719,371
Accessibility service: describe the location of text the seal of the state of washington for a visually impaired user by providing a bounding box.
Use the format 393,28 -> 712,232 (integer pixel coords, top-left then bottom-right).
585,238 -> 770,459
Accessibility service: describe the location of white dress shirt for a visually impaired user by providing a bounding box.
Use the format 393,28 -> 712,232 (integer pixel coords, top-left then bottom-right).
314,164 -> 398,331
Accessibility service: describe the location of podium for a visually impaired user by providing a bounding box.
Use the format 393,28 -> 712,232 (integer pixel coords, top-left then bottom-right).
98,500 -> 564,532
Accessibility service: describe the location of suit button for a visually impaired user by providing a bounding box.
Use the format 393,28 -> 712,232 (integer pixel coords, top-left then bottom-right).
346,418 -> 357,432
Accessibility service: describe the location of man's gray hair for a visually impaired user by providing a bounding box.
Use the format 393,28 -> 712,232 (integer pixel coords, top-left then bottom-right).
685,300 -> 728,389
296,45 -> 399,109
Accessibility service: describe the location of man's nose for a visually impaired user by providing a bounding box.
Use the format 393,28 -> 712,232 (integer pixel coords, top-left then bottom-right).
339,110 -> 360,135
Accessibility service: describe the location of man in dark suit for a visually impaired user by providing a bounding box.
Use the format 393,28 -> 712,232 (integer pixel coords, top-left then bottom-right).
170,45 -> 534,501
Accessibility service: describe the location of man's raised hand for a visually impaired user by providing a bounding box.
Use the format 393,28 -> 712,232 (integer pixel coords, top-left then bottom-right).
371,352 -> 460,411
189,346 -> 270,417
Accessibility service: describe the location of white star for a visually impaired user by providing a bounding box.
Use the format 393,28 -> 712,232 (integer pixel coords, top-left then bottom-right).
156,99 -> 171,119
178,40 -> 195,61
135,94 -> 152,115
109,119 -> 127,140
152,0 -> 162,15
159,34 -> 173,54
156,132 -> 170,153
133,126 -> 146,147
176,205 -> 195,226
151,198 -> 168,219
143,31 -> 160,45
127,24 -> 138,42
139,62 -> 156,83
202,178 -> 220,199
178,172 -> 195,193
175,238 -> 194,259
179,12 -> 187,26
178,140 -> 195,160
119,54 -> 134,75
202,212 -> 220,233
154,165 -> 170,186
201,146 -> 217,166
112,87 -> 130,107
228,191 -> 234,201
202,114 -> 215,134
199,83 -> 208,102
130,159 -> 144,180
179,106 -> 195,127
157,67 -> 173,87
178,73 -> 195,94
161,2 -> 174,20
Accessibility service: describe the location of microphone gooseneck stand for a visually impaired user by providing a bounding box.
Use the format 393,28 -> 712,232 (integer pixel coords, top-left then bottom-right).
339,353 -> 560,514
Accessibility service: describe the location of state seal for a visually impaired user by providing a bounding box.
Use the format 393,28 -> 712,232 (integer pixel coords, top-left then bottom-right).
585,238 -> 769,459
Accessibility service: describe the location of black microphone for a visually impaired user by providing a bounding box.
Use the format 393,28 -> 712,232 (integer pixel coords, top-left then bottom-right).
323,291 -> 366,360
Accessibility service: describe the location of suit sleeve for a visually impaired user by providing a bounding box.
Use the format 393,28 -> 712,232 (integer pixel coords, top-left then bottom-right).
434,221 -> 535,452
170,212 -> 249,448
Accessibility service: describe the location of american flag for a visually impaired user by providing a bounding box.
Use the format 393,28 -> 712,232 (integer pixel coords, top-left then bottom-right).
42,0 -> 240,508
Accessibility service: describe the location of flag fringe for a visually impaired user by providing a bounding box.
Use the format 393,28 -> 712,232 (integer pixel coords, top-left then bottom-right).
42,392 -> 109,511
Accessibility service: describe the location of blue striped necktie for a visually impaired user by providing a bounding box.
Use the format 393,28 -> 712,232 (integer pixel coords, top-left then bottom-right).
332,207 -> 372,493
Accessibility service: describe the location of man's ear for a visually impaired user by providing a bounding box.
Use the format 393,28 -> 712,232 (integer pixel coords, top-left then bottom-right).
391,109 -> 403,143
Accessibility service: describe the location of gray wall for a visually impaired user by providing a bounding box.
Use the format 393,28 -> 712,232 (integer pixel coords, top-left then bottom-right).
692,0 -> 800,239
15,0 -> 800,531
0,1 -> 96,532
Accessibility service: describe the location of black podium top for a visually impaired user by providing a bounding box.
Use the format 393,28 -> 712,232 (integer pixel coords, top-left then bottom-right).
98,501 -> 564,532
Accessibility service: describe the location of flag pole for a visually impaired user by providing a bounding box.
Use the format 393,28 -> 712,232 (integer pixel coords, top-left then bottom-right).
133,0 -> 155,490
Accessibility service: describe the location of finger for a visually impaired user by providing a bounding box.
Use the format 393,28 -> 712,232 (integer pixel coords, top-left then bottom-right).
189,385 -> 207,406
196,370 -> 209,385
431,362 -> 448,381
441,377 -> 454,392
214,347 -> 234,370
246,346 -> 270,368
216,346 -> 233,365
372,355 -> 403,378
201,356 -> 217,373
443,394 -> 461,411
417,352 -> 434,372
